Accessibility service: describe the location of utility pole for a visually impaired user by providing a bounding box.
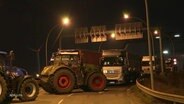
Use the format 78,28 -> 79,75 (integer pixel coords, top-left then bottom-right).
145,0 -> 154,90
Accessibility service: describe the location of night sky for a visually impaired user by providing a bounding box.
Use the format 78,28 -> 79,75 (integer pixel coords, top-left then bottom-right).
0,0 -> 183,74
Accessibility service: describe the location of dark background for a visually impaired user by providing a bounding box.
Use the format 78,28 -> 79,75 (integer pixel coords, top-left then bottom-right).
0,0 -> 183,74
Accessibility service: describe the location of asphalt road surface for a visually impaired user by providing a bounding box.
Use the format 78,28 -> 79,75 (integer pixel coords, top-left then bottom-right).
11,84 -> 169,104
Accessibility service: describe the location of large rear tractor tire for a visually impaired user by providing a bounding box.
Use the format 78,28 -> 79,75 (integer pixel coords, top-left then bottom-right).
87,72 -> 106,92
0,75 -> 8,103
52,69 -> 75,94
18,78 -> 39,102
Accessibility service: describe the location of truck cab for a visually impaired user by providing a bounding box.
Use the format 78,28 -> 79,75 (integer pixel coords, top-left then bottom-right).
141,56 -> 160,74
101,49 -> 142,84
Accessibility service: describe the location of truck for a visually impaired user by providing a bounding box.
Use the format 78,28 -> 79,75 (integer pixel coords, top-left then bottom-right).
0,51 -> 39,103
39,49 -> 106,94
100,49 -> 142,84
164,57 -> 178,72
141,56 -> 160,74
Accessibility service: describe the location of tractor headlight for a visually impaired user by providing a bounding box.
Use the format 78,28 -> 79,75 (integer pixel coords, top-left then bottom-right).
36,74 -> 40,78
11,71 -> 19,77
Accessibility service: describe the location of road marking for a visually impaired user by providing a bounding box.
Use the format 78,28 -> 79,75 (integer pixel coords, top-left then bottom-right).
58,99 -> 64,104
98,91 -> 104,94
67,94 -> 73,97
58,94 -> 73,104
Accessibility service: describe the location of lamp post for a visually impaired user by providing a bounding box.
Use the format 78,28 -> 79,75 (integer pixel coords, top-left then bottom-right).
45,25 -> 59,66
59,17 -> 70,49
123,1 -> 154,89
154,29 -> 164,74
144,0 -> 154,90
123,13 -> 146,25
45,16 -> 70,66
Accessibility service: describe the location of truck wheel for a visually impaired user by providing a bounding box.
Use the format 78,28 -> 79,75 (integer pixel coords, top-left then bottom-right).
53,69 -> 75,94
88,73 -> 106,92
0,75 -> 7,103
18,78 -> 39,102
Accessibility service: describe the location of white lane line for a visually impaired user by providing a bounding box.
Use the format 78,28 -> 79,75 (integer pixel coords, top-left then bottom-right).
58,94 -> 73,104
67,94 -> 73,97
58,99 -> 64,104
98,91 -> 104,94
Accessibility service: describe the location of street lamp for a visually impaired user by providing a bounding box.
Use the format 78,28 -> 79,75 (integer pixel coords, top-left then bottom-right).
59,16 -> 70,49
174,34 -> 180,38
153,29 -> 164,74
45,16 -> 70,66
111,32 -> 116,39
123,0 -> 154,89
123,13 -> 146,25
144,0 -> 154,90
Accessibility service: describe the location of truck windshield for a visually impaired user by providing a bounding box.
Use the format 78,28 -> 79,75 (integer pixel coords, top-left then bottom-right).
141,61 -> 155,66
101,56 -> 124,66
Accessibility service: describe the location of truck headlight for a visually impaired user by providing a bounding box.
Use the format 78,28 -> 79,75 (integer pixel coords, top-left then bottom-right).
103,70 -> 107,74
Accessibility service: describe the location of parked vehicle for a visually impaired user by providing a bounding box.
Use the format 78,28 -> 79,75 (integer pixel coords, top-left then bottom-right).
0,51 -> 39,103
39,49 -> 106,94
100,49 -> 142,84
141,56 -> 160,74
165,57 -> 178,72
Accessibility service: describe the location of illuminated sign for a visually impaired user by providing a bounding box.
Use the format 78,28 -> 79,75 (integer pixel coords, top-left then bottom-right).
115,22 -> 143,40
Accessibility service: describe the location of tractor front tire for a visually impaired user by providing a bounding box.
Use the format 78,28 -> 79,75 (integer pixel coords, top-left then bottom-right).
0,75 -> 8,103
18,78 -> 39,102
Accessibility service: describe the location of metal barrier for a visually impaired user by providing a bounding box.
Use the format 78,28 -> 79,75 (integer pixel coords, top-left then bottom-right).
136,80 -> 184,104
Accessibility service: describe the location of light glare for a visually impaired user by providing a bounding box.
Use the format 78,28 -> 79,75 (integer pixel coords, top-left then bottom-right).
62,17 -> 70,26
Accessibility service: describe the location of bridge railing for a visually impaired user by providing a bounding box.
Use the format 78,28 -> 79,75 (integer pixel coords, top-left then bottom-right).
136,79 -> 184,104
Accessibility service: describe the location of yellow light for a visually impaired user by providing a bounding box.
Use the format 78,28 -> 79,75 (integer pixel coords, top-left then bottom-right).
123,13 -> 129,19
154,30 -> 158,35
62,17 -> 70,26
111,33 -> 115,38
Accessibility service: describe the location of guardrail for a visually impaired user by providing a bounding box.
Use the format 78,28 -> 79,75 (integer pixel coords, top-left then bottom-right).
136,79 -> 184,104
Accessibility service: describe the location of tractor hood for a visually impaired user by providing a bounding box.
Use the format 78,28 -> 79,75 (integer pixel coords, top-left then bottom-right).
40,65 -> 66,76
5,66 -> 28,77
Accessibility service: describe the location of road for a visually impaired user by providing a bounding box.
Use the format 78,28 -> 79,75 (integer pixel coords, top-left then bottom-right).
10,84 -> 166,104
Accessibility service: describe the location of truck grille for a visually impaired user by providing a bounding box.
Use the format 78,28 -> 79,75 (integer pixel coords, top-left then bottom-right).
102,66 -> 122,80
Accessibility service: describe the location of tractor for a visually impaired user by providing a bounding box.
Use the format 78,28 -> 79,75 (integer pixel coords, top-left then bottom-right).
39,49 -> 106,94
0,51 -> 39,103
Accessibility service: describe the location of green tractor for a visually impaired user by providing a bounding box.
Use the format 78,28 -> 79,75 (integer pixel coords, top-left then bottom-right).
39,49 -> 106,94
0,51 -> 39,103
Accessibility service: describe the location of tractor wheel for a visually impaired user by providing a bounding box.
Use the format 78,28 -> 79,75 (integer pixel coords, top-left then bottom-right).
0,75 -> 8,103
18,78 -> 39,102
52,69 -> 75,94
87,72 -> 106,92
40,77 -> 56,94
